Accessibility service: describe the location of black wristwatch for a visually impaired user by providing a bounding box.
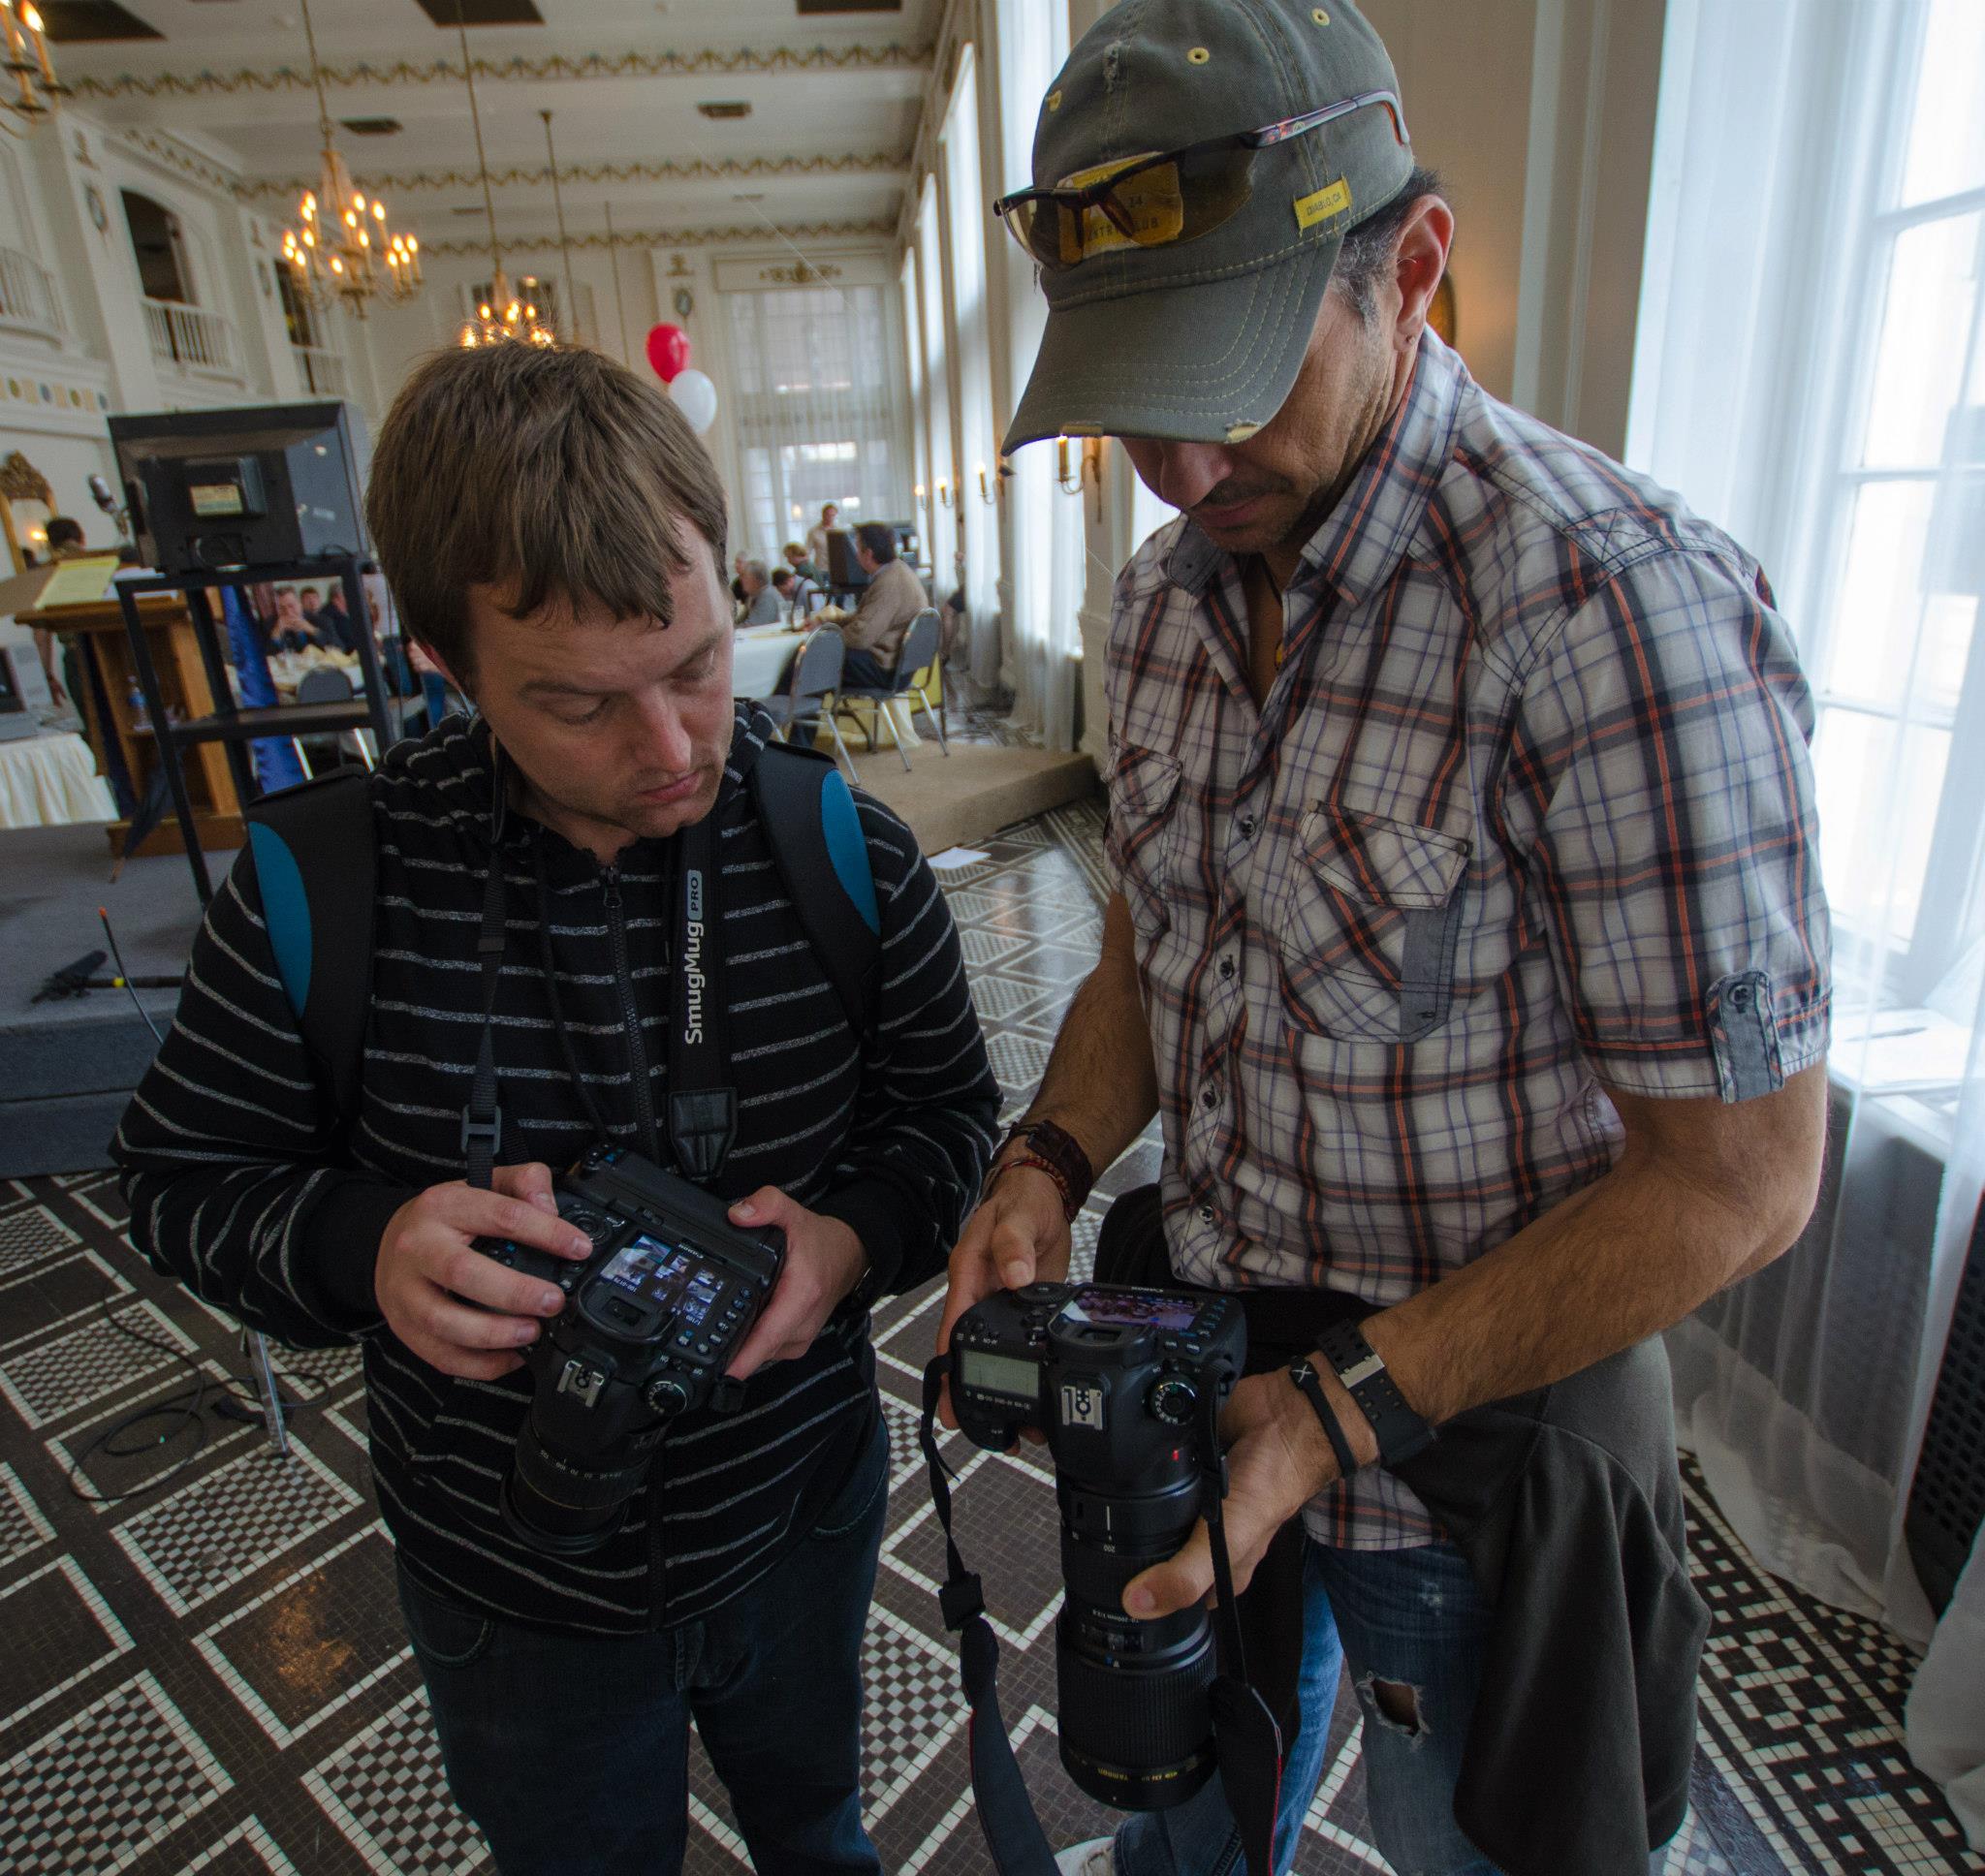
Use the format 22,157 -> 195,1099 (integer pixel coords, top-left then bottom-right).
1316,1320 -> 1436,1466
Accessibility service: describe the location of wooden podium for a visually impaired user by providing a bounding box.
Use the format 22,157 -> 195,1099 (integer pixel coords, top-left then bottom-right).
18,590 -> 243,860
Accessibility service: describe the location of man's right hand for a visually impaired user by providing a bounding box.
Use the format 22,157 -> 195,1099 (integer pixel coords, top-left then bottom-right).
933,1164 -> 1072,1428
374,1163 -> 593,1380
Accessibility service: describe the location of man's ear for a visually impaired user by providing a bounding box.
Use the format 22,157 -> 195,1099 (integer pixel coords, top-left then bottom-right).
1392,196 -> 1455,354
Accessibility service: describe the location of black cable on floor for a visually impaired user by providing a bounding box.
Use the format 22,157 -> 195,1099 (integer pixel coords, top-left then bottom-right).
63,1299 -> 330,1506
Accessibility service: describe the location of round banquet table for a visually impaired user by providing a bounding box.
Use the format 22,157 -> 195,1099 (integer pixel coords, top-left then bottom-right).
0,730 -> 118,829
731,623 -> 920,750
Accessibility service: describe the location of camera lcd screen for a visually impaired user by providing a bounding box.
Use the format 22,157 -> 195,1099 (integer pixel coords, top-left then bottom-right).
1061,1289 -> 1200,1332
596,1235 -> 725,1327
959,1349 -> 1041,1401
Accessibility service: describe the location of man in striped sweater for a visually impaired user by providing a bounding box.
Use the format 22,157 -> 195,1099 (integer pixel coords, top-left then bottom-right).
113,344 -> 1000,1876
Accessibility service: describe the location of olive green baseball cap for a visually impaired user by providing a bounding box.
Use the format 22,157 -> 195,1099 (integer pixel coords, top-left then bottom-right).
1002,0 -> 1414,452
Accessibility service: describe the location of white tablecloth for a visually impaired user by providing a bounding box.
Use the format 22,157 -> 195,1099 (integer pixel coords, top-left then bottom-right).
731,625 -> 921,750
0,731 -> 117,829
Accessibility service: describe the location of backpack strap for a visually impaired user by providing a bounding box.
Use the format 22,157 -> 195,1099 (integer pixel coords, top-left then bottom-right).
244,769 -> 376,1136
750,742 -> 881,1042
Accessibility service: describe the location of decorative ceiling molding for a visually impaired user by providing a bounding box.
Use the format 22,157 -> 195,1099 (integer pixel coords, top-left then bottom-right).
69,42 -> 932,102
237,150 -> 906,202
418,217 -> 896,257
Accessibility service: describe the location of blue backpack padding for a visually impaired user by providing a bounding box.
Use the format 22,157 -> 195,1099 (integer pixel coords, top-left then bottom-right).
246,744 -> 880,1136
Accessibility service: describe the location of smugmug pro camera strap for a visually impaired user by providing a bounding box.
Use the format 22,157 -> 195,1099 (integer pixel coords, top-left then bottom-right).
917,1356 -> 1285,1876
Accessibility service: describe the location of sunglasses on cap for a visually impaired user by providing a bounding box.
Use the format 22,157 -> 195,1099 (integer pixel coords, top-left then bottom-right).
992,89 -> 1408,274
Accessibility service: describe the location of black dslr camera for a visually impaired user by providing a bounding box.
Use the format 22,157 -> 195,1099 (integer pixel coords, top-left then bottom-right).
951,1281 -> 1245,1811
475,1145 -> 783,1554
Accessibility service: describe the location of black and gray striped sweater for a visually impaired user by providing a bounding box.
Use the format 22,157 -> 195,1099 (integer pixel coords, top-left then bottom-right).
112,706 -> 999,1633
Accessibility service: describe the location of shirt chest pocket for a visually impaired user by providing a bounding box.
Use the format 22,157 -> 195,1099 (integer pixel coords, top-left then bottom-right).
1276,805 -> 1471,1044
1107,747 -> 1184,940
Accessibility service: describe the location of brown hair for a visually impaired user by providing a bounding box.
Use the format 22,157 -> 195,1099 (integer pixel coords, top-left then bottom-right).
364,343 -> 727,674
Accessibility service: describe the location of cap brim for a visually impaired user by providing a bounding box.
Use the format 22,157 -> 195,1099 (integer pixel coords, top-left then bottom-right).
1002,233 -> 1341,453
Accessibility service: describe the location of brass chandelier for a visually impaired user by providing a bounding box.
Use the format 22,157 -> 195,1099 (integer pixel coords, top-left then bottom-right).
457,5 -> 551,347
0,1 -> 64,129
278,0 -> 421,316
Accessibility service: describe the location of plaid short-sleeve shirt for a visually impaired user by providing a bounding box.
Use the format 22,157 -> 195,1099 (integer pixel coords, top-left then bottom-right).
1104,332 -> 1830,1549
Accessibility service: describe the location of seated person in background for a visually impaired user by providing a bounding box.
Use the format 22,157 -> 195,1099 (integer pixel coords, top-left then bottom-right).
783,540 -> 828,587
805,502 -> 838,569
770,567 -> 799,621
268,586 -> 322,653
299,585 -> 324,625
839,522 -> 927,687
730,551 -> 750,605
735,557 -> 781,626
311,582 -> 363,655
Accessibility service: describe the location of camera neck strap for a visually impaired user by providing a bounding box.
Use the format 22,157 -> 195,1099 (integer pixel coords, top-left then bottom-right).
667,808 -> 736,1180
916,1355 -> 1284,1876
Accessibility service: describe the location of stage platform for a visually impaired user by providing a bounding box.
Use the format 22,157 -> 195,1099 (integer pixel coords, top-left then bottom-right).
2,823 -> 195,1178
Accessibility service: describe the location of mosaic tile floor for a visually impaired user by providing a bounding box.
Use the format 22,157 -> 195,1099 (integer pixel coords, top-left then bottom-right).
2,790 -> 1980,1875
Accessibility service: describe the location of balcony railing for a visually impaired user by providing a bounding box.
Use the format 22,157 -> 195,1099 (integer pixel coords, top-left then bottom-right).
292,342 -> 347,398
142,296 -> 241,383
0,243 -> 63,340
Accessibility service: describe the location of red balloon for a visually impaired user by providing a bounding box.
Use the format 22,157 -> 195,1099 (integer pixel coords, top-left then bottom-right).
645,323 -> 690,383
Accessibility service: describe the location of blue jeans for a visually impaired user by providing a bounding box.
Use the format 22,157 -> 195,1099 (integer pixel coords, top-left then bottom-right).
398,1412 -> 889,1876
1115,1538 -> 1500,1876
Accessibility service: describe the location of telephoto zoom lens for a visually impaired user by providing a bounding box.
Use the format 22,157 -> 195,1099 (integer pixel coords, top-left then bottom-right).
1054,1474 -> 1220,1810
500,1401 -> 654,1554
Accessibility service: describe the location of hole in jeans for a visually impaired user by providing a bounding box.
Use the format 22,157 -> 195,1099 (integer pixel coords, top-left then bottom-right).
1357,1672 -> 1427,1744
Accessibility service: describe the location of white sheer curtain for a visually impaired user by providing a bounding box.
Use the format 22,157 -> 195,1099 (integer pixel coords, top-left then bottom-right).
1629,0 -> 1985,1838
724,282 -> 904,565
899,250 -> 931,573
941,47 -> 1002,690
916,176 -> 959,607
995,0 -> 1081,748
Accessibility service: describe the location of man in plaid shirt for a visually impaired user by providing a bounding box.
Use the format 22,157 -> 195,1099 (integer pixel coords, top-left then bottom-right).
939,3 -> 1830,1872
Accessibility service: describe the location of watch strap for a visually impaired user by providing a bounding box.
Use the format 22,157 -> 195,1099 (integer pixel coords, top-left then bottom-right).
1316,1319 -> 1436,1467
1287,1355 -> 1359,1480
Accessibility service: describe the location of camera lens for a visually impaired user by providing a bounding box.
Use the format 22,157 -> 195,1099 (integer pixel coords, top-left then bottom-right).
500,1406 -> 651,1555
1054,1476 -> 1219,1810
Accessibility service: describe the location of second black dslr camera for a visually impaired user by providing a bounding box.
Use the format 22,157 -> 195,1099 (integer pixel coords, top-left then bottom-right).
951,1281 -> 1245,1811
476,1146 -> 783,1554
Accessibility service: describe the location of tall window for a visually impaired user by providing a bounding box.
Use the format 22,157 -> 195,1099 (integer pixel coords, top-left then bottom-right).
942,46 -> 1000,680
725,281 -> 901,560
996,0 -> 1080,745
1777,4 -> 1984,1013
1630,0 -> 1985,1144
917,176 -> 959,587
900,248 -> 930,564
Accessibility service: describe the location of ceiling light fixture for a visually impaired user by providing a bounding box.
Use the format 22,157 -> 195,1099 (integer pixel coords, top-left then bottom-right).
277,0 -> 421,317
456,0 -> 551,347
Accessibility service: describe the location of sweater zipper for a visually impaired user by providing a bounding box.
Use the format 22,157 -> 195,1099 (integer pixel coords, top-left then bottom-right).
599,864 -> 660,1162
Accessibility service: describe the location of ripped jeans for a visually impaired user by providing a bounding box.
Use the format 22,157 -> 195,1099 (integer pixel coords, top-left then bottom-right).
1114,1538 -> 1498,1876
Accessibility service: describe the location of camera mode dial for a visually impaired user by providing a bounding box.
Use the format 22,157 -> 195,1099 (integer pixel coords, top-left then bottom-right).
1148,1375 -> 1200,1426
645,1375 -> 691,1415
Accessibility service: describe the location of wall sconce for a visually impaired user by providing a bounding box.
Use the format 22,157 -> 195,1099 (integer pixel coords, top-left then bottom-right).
976,459 -> 998,506
1056,436 -> 1082,495
913,483 -> 926,509
935,475 -> 949,511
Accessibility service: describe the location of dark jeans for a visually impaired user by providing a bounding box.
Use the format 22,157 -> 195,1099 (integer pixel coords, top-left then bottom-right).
839,647 -> 894,689
397,1411 -> 889,1876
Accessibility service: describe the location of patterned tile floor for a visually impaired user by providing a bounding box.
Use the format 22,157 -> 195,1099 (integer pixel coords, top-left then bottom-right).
2,788 -> 1980,1875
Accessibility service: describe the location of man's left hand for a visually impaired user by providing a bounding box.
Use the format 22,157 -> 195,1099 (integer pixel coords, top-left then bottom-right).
1121,1367 -> 1342,1620
723,1186 -> 868,1380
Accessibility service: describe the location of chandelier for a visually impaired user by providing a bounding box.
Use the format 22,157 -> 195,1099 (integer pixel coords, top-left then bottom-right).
457,6 -> 552,347
0,1 -> 63,127
278,0 -> 421,317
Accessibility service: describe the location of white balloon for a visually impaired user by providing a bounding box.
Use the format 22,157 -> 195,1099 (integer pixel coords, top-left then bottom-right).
669,368 -> 718,434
